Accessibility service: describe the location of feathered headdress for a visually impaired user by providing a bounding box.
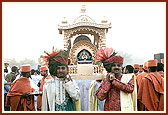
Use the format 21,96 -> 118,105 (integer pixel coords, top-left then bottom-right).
39,47 -> 69,66
96,47 -> 124,66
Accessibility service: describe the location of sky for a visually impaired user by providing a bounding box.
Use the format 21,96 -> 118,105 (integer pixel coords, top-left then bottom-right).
2,2 -> 166,65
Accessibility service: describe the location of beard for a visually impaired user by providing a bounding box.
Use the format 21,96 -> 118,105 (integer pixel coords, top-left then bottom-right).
57,72 -> 66,78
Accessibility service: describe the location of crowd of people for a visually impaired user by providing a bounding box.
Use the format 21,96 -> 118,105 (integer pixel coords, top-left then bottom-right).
3,47 -> 164,111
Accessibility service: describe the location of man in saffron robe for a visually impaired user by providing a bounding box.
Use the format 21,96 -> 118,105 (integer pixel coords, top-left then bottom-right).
136,62 -> 148,90
137,60 -> 164,111
138,66 -> 143,74
37,66 -> 52,111
136,62 -> 148,111
6,64 -> 35,111
95,48 -> 134,111
133,64 -> 140,76
41,49 -> 80,111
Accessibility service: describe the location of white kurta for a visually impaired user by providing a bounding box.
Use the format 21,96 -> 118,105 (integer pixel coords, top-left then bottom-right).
42,77 -> 80,111
89,80 -> 105,111
76,80 -> 93,111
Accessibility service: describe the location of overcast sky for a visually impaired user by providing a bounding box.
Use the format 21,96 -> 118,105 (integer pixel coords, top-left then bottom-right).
2,2 -> 166,65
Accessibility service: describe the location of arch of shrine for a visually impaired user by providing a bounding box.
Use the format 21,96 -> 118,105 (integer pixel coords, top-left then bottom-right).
58,5 -> 112,80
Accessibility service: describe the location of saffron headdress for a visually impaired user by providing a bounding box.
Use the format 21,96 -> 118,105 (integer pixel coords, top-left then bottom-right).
133,64 -> 140,69
143,62 -> 147,70
20,64 -> 31,72
147,60 -> 158,67
40,66 -> 48,71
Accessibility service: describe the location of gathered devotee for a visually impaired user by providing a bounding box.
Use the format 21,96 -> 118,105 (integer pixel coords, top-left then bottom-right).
37,66 -> 52,111
137,60 -> 164,111
95,47 -> 136,111
41,48 -> 80,111
6,64 -> 35,111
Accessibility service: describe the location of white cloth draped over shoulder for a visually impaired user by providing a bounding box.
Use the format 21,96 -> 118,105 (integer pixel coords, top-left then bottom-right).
120,73 -> 136,111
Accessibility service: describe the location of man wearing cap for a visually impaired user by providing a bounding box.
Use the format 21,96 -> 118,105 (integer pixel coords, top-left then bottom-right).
136,62 -> 148,91
138,66 -> 144,74
95,48 -> 134,111
6,64 -> 35,111
136,62 -> 148,111
137,60 -> 164,111
133,64 -> 140,76
41,49 -> 80,111
37,66 -> 52,111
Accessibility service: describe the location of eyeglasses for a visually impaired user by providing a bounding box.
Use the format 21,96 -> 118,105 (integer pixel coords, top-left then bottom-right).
111,64 -> 122,67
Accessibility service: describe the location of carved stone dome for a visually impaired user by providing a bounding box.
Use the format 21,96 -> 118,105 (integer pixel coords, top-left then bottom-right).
73,35 -> 91,45
73,15 -> 96,24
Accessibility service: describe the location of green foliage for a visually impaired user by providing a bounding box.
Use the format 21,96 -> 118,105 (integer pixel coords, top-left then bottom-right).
40,55 -> 44,58
110,51 -> 117,57
96,60 -> 103,66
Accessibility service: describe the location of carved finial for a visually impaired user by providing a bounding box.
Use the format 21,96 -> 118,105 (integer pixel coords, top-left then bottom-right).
61,17 -> 68,24
80,5 -> 86,13
101,16 -> 108,23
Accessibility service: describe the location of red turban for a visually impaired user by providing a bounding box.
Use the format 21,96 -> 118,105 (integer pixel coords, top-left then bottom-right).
96,47 -> 123,65
43,49 -> 69,66
104,56 -> 124,65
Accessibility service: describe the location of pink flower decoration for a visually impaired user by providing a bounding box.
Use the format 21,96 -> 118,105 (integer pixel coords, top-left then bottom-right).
96,47 -> 114,61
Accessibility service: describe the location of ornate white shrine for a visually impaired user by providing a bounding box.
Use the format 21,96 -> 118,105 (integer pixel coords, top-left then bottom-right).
58,5 -> 112,79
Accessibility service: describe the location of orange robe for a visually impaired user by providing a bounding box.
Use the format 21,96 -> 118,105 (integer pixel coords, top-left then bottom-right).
137,72 -> 164,111
6,77 -> 35,111
136,72 -> 148,111
136,72 -> 148,90
158,71 -> 164,78
37,75 -> 52,111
